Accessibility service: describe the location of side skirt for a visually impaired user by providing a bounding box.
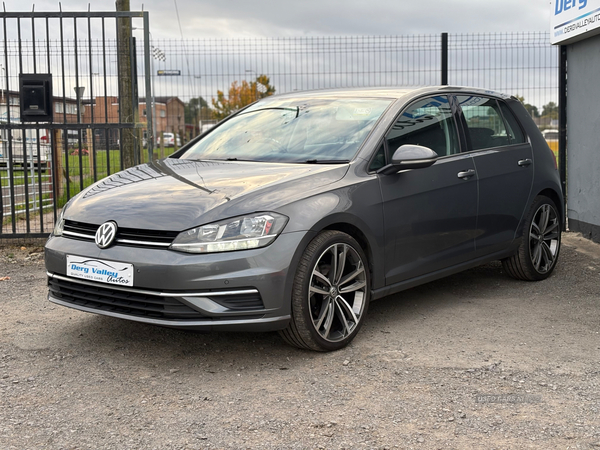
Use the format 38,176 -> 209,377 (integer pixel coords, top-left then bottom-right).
371,245 -> 519,301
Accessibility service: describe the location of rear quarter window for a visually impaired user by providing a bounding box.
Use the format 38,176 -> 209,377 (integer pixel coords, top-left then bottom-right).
499,101 -> 526,144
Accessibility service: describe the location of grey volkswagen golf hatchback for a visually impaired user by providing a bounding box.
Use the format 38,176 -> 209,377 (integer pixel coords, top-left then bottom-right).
45,86 -> 563,351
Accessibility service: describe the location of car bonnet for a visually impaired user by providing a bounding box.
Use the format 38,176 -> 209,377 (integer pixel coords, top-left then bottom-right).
63,158 -> 349,231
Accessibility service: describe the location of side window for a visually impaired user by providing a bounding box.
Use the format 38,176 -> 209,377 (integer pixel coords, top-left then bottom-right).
385,95 -> 459,159
499,101 -> 526,144
456,96 -> 511,150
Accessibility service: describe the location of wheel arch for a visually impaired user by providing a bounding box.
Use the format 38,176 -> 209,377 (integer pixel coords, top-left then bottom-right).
308,212 -> 384,290
323,222 -> 374,275
502,192 -> 562,281
516,186 -> 564,241
537,187 -> 564,225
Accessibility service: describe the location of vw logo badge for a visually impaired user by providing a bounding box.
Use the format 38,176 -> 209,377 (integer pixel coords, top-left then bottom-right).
95,221 -> 118,249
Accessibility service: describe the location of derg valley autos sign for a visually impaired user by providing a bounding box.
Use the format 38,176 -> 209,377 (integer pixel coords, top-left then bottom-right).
551,0 -> 600,44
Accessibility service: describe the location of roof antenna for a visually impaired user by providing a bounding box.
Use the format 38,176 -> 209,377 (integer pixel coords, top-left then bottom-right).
59,2 -> 62,12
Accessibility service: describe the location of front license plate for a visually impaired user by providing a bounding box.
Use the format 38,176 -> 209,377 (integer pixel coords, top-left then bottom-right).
66,255 -> 134,287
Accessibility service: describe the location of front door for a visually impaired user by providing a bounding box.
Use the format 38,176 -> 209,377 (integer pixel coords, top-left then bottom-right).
379,95 -> 478,286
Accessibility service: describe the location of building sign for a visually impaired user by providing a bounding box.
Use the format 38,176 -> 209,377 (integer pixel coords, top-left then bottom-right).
551,0 -> 600,44
157,70 -> 181,76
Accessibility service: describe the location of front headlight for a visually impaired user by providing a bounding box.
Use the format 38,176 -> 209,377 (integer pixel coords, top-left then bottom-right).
52,196 -> 77,237
170,212 -> 289,254
52,210 -> 66,236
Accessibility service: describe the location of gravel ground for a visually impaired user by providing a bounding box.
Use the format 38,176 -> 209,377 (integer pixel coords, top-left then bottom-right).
0,232 -> 599,449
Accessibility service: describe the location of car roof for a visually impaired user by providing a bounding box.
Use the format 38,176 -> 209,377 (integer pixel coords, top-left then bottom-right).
272,85 -> 512,101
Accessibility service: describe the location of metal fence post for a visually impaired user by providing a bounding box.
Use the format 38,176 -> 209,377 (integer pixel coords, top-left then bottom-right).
441,32 -> 448,85
558,44 -> 567,230
143,12 -> 154,162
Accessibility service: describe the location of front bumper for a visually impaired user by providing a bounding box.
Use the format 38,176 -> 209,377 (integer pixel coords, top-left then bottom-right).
45,230 -> 310,331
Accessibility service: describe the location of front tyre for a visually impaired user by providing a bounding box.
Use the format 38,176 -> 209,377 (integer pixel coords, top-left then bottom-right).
279,231 -> 370,351
502,195 -> 561,281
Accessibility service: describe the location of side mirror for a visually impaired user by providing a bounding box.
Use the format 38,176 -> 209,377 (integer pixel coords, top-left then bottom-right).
377,144 -> 438,175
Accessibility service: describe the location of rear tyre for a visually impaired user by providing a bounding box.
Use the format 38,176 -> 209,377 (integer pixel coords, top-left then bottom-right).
279,231 -> 370,351
502,195 -> 561,281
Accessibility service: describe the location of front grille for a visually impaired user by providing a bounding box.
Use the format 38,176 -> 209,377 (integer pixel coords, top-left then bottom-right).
63,220 -> 178,248
49,277 -> 206,321
63,220 -> 97,238
117,228 -> 178,246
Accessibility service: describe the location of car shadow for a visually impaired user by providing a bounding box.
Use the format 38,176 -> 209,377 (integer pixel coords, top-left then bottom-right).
50,260 -> 531,374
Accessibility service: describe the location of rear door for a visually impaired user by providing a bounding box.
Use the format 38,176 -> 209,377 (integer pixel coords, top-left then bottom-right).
378,95 -> 478,285
455,95 -> 534,255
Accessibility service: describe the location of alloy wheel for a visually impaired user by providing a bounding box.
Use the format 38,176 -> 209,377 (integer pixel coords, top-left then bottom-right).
529,203 -> 560,274
308,242 -> 367,342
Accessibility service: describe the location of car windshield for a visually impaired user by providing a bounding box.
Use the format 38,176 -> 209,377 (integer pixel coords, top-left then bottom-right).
179,97 -> 392,163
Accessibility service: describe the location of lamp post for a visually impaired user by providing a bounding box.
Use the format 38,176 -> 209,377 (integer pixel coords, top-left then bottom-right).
133,26 -> 164,155
177,114 -> 182,147
0,64 -> 4,107
74,86 -> 85,152
151,44 -> 165,149
1,64 -> 5,157
245,69 -> 267,101
193,75 -> 201,136
74,86 -> 85,123
1,64 -> 6,124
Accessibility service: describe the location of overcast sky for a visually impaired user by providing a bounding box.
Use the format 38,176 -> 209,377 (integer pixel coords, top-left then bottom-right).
2,0 -> 552,39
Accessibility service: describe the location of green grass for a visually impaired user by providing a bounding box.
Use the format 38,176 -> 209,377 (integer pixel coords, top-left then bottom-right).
2,146 -> 179,227
0,169 -> 51,185
1,146 -> 178,184
57,148 -> 177,208
0,147 -> 176,187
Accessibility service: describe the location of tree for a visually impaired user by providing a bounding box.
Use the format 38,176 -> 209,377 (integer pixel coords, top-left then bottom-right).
185,97 -> 213,138
515,95 -> 540,118
541,101 -> 558,120
184,96 -> 211,124
211,75 -> 276,120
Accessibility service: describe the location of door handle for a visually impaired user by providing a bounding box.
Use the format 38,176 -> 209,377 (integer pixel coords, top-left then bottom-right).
457,169 -> 476,179
518,158 -> 532,167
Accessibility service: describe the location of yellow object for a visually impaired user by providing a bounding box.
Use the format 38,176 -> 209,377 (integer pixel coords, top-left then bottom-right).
546,140 -> 559,166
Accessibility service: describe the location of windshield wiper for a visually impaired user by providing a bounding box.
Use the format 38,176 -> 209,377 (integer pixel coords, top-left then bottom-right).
305,159 -> 350,164
238,106 -> 300,118
221,157 -> 266,162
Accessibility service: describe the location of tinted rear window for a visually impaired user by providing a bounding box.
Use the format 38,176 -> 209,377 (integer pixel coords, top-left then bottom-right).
457,96 -> 511,150
499,102 -> 526,144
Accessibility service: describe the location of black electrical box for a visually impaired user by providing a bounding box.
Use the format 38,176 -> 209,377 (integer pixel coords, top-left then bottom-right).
19,73 -> 53,122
